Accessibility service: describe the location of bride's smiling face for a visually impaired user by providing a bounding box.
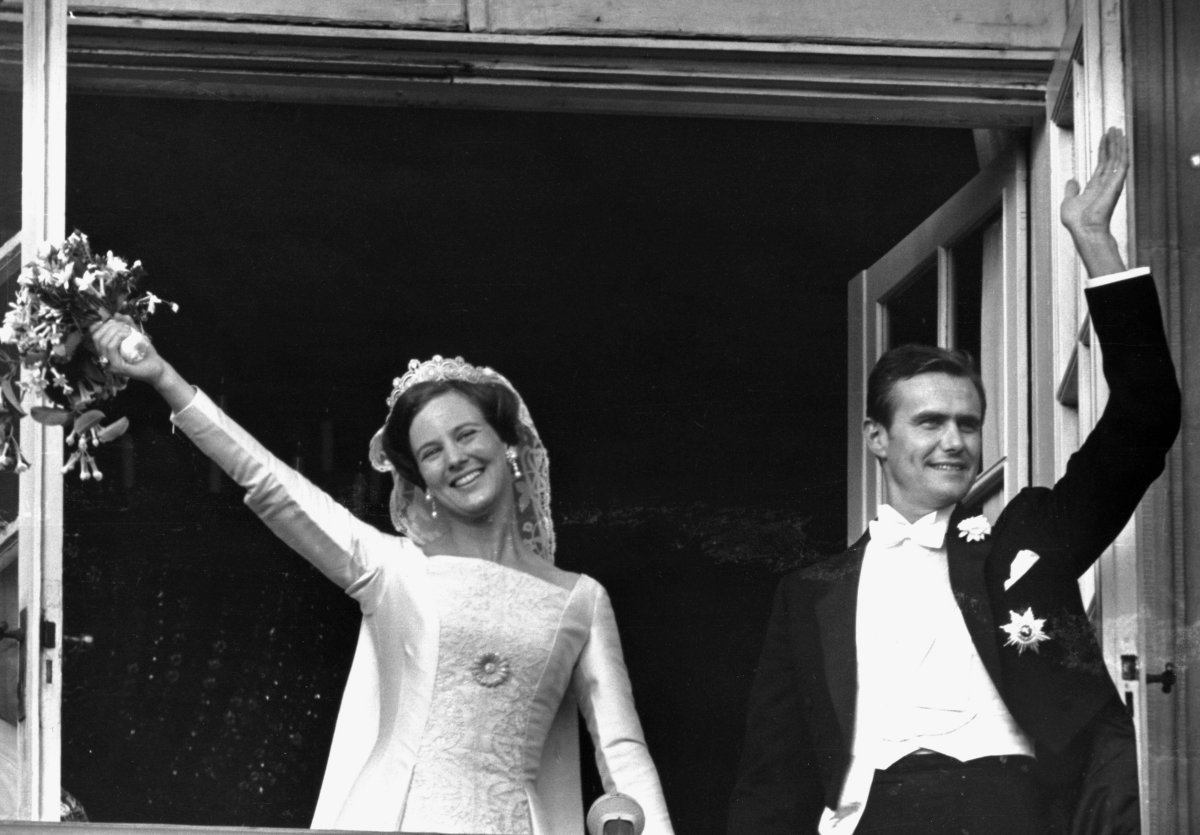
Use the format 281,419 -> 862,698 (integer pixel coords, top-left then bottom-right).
408,391 -> 511,519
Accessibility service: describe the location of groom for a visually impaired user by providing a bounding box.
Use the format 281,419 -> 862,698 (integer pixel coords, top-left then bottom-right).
727,128 -> 1180,835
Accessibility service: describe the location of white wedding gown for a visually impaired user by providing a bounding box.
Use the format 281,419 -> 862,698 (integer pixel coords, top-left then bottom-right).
170,389 -> 674,834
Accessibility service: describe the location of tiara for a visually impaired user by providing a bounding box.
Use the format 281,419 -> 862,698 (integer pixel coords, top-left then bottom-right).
385,355 -> 503,408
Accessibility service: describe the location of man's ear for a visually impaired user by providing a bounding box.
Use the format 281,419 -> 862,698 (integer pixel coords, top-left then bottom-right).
863,418 -> 888,461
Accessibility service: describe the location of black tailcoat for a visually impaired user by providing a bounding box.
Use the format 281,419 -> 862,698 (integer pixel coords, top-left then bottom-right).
728,273 -> 1180,833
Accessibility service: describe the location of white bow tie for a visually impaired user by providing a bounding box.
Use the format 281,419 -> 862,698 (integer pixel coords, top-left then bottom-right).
868,515 -> 947,550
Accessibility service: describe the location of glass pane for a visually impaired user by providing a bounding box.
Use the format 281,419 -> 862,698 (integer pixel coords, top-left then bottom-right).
951,217 -> 986,366
951,211 -> 1001,472
0,12 -> 18,246
884,261 -> 938,349
0,6 -> 21,565
0,5 -> 20,822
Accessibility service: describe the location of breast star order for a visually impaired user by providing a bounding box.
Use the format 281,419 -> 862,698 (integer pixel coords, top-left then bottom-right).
1000,607 -> 1050,654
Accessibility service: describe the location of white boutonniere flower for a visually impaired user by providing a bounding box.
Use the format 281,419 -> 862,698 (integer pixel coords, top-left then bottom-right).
957,515 -> 991,542
1000,607 -> 1050,654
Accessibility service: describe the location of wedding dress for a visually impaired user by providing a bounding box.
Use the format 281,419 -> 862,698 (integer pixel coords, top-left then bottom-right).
170,388 -> 674,834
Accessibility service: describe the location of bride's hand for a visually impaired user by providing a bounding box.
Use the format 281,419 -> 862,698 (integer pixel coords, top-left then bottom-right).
89,316 -> 165,385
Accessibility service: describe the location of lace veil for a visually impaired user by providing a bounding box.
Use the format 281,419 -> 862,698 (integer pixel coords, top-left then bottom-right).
367,355 -> 556,563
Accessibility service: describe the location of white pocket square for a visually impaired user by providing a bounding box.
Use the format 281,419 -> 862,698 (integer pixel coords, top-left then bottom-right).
1004,549 -> 1040,591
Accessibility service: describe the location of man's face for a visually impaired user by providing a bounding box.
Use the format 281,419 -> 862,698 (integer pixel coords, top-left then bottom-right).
864,372 -> 983,522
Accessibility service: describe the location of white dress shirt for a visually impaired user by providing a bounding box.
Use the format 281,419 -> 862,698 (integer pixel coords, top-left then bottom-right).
819,505 -> 1033,835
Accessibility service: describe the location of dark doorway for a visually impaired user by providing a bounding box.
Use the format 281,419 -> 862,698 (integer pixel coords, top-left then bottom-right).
61,95 -> 979,832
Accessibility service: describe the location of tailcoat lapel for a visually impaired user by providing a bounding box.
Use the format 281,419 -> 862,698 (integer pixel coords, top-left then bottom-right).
945,505 -> 1002,685
812,533 -> 869,740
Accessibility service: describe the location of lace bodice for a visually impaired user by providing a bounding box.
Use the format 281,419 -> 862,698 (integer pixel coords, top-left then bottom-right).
403,558 -> 573,834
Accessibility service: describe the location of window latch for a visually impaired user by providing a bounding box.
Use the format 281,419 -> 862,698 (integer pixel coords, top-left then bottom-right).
1121,654 -> 1176,694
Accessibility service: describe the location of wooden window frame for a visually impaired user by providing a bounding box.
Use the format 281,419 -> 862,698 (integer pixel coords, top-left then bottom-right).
846,147 -> 1029,541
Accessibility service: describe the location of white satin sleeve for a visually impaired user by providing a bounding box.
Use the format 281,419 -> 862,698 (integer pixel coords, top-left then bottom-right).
572,584 -> 675,834
169,388 -> 407,613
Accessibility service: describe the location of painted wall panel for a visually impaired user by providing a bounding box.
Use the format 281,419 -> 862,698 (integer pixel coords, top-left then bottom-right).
69,1 -> 467,30
59,0 -> 1064,49
480,0 -> 1062,48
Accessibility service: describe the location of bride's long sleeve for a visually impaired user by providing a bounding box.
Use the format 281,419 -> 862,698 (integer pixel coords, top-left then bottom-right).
572,586 -> 675,835
168,388 -> 407,612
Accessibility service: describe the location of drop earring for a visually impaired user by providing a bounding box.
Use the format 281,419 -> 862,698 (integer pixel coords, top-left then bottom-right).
505,447 -> 522,479
425,489 -> 438,519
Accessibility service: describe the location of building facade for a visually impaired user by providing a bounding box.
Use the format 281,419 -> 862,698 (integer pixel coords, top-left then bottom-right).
2,0 -> 1196,830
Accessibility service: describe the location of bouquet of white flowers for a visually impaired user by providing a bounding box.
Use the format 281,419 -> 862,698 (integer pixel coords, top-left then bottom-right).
0,230 -> 177,479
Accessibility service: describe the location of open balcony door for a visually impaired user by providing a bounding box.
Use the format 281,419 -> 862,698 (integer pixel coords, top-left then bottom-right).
1038,3 -> 1179,830
846,143 -> 1028,542
0,0 -> 67,822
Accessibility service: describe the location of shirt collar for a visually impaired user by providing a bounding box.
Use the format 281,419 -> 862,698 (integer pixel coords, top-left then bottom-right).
869,504 -> 953,550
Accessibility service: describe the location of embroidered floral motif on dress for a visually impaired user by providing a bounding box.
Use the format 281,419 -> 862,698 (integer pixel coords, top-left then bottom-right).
472,653 -> 512,688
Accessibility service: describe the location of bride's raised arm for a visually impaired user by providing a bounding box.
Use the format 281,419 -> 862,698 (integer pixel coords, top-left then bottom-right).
89,316 -> 405,605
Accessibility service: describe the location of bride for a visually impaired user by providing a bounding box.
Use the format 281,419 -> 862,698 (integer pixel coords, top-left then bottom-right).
89,324 -> 674,835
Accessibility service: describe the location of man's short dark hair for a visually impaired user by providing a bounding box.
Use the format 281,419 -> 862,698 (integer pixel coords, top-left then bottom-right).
866,343 -> 987,428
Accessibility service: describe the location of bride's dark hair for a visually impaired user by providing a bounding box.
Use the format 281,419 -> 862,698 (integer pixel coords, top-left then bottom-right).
381,379 -> 521,489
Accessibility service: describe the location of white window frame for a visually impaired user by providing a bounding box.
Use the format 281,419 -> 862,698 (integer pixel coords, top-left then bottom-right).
846,147 -> 1029,541
1038,2 -> 1171,830
4,0 -> 67,822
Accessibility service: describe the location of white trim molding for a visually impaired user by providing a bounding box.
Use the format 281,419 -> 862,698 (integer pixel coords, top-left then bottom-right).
0,11 -> 1054,126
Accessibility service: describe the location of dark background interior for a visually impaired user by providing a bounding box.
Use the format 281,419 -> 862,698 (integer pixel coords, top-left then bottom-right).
44,94 -> 981,831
